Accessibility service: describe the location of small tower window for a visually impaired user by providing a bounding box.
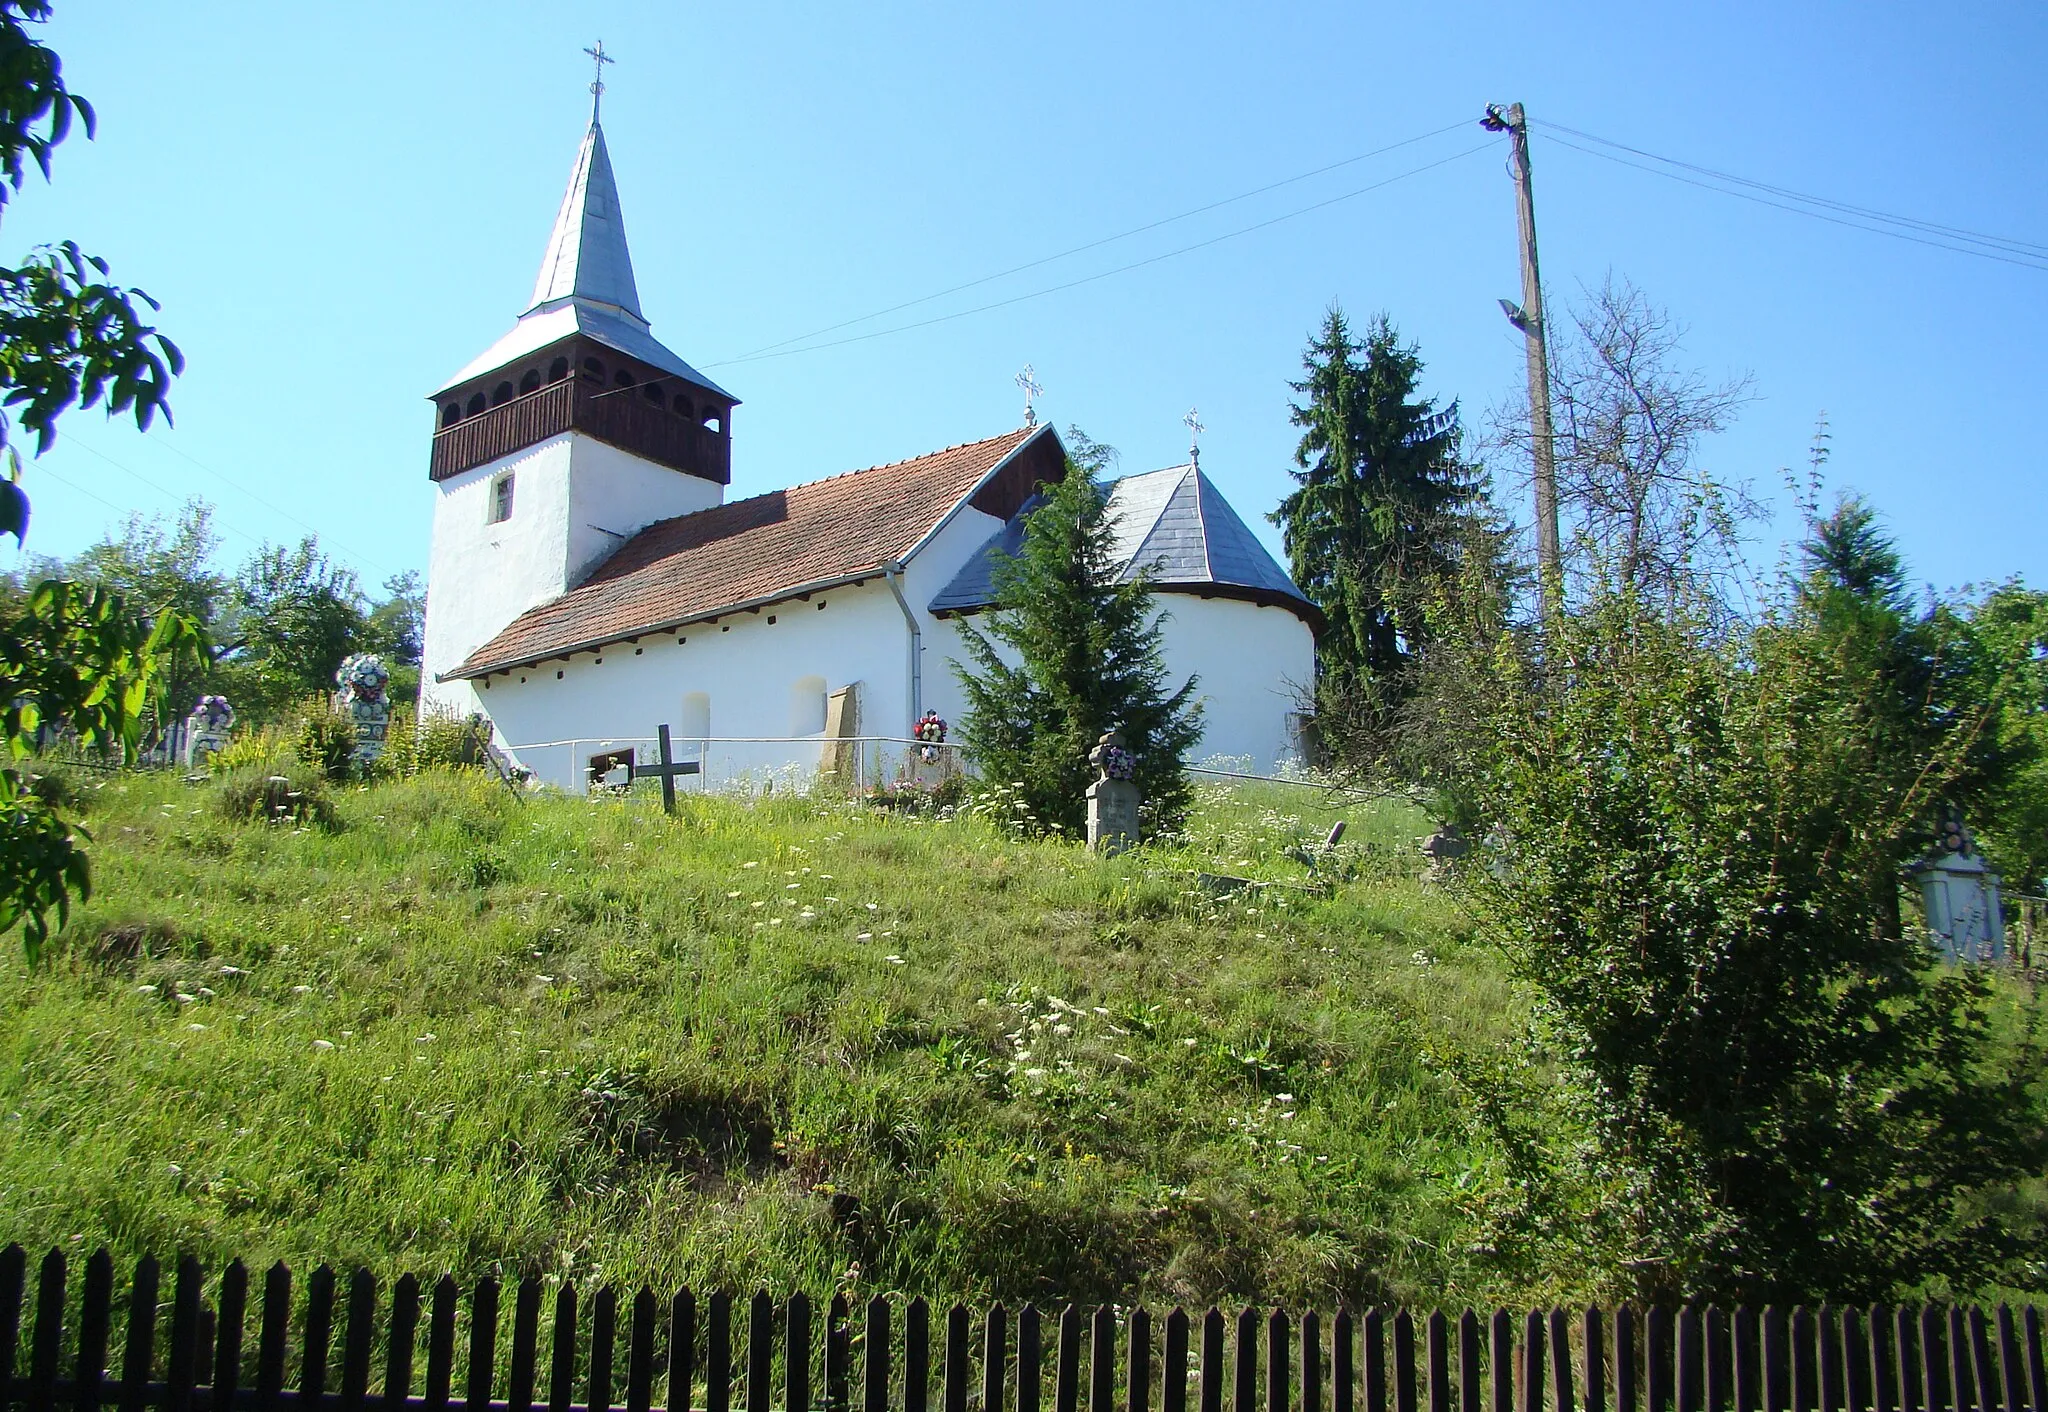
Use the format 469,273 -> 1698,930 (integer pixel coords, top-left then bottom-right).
466,392 -> 486,417
548,357 -> 569,382
492,381 -> 514,406
706,413 -> 724,435
643,381 -> 664,405
582,357 -> 605,380
488,472 -> 515,525
674,394 -> 695,418
614,369 -> 635,388
519,369 -> 542,394
441,402 -> 462,428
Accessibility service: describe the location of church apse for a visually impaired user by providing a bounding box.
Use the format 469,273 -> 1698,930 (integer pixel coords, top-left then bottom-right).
431,336 -> 732,486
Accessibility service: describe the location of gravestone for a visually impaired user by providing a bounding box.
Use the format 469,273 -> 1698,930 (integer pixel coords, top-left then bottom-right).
1911,812 -> 2005,963
1420,824 -> 1469,883
333,653 -> 392,768
1085,730 -> 1140,854
181,694 -> 235,771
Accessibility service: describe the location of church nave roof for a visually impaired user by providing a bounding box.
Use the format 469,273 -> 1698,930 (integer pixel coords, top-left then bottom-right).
446,425 -> 1060,680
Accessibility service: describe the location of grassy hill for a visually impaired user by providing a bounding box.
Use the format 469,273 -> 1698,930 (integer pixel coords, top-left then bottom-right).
1,765 -> 1540,1306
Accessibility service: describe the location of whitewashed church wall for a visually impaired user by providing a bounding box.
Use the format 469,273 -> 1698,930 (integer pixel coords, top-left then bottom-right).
421,433 -> 727,721
421,435 -> 577,718
564,437 -> 724,588
472,579 -> 911,793
898,502 -> 1005,736
1155,596 -> 1314,771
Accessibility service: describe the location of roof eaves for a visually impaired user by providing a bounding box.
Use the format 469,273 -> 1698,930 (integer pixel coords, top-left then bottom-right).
442,566 -> 889,681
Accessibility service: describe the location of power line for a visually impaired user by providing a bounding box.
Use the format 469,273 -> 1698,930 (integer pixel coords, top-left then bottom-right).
721,118 -> 1475,363
18,460 -> 132,521
59,437 -> 272,557
1540,119 -> 2048,258
1535,122 -> 2048,274
707,142 -> 1494,368
58,434 -> 401,581
142,430 -> 399,578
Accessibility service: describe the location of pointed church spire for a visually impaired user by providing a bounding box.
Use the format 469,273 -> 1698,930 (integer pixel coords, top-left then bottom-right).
526,102 -> 645,323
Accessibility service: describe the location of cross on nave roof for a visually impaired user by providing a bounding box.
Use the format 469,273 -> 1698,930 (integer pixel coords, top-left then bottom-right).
1015,365 -> 1043,428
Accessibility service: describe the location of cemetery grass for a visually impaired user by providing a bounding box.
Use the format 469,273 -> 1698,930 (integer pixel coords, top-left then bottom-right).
0,769 -> 1708,1305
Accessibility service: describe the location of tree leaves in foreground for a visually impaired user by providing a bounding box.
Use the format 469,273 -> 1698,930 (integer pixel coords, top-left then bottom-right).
1447,549 -> 2045,1302
0,3 -> 181,540
954,434 -> 1201,838
1,578 -> 201,960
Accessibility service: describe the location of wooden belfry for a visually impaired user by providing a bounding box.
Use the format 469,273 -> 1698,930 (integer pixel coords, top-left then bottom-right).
628,725 -> 698,813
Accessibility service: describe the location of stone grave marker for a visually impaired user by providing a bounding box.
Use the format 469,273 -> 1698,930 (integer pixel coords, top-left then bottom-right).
181,694 -> 234,772
1912,812 -> 2005,962
333,653 -> 392,768
1085,730 -> 1140,854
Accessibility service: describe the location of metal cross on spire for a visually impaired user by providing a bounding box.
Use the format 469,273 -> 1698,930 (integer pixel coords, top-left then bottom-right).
1184,407 -> 1205,468
584,40 -> 615,121
1016,365 -> 1044,428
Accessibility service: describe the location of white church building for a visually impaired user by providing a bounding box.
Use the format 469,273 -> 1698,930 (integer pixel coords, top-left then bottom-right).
421,108 -> 1319,793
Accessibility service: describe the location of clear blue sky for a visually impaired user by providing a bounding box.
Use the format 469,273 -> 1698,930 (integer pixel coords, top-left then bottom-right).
2,2 -> 2043,600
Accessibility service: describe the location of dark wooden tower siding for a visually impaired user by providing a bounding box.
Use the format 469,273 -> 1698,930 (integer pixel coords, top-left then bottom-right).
430,336 -> 734,485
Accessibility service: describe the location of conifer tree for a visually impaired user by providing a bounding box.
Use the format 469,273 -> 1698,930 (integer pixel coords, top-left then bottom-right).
953,436 -> 1201,837
1273,308 -> 1486,749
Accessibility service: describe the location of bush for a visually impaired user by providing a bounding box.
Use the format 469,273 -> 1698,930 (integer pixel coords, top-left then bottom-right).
374,706 -> 487,779
1457,587 -> 2047,1302
212,760 -> 337,828
206,725 -> 295,776
293,698 -> 357,781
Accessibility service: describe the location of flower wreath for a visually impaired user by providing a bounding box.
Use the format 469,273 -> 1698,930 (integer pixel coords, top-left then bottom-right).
913,710 -> 948,762
1100,745 -> 1136,781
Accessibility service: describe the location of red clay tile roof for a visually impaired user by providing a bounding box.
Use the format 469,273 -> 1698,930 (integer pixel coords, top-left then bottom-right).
447,426 -> 1045,679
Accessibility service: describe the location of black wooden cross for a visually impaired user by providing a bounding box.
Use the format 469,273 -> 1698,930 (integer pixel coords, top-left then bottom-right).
628,724 -> 698,814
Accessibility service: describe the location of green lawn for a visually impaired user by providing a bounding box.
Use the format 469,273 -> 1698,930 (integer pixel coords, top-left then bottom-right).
1,766 -> 1531,1306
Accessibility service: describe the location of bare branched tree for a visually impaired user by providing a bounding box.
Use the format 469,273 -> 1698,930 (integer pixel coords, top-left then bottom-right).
1495,278 -> 1761,613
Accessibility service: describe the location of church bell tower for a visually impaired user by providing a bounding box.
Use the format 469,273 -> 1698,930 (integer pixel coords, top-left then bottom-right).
420,72 -> 739,716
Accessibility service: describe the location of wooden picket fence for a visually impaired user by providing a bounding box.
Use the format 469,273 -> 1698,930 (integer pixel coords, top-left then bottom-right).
3,1247 -> 2046,1412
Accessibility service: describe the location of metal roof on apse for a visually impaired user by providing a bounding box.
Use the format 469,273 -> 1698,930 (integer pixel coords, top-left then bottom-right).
433,120 -> 734,402
928,463 -> 1317,628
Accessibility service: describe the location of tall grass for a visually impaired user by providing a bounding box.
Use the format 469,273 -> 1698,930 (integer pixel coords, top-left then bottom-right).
0,768 -> 1532,1305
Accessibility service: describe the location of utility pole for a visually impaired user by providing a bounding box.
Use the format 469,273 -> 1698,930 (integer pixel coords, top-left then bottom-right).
1481,102 -> 1561,612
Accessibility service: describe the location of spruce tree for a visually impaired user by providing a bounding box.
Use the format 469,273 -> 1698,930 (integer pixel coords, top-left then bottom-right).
1273,308 -> 1484,749
952,436 -> 1201,838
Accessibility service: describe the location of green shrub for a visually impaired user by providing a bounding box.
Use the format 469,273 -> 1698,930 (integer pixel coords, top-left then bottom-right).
212,759 -> 337,828
375,706 -> 485,779
207,726 -> 295,777
293,697 -> 357,782
19,761 -> 86,811
1458,587 -> 2048,1302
